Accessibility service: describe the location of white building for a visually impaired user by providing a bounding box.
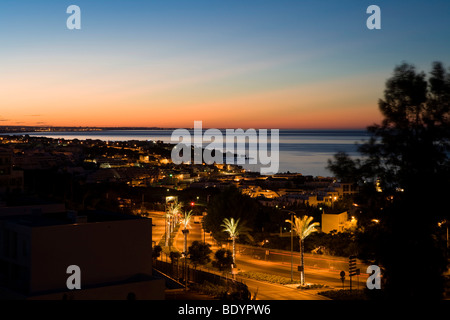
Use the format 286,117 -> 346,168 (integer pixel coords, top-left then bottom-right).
321,211 -> 357,233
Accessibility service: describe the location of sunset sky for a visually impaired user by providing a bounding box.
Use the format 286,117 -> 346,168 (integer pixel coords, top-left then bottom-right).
1,0 -> 449,129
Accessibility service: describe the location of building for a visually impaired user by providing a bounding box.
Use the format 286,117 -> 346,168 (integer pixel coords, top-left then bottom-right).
240,186 -> 280,199
0,148 -> 24,195
333,182 -> 359,197
0,206 -> 165,300
321,211 -> 357,233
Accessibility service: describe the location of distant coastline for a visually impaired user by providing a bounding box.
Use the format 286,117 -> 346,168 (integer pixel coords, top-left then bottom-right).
0,126 -> 171,133
0,126 -> 367,134
1,128 -> 369,177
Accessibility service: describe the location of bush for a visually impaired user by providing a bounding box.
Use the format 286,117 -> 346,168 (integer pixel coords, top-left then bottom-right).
190,281 -> 250,300
239,271 -> 299,285
188,241 -> 212,269
296,283 -> 327,290
212,248 -> 233,271
190,281 -> 227,298
318,289 -> 368,300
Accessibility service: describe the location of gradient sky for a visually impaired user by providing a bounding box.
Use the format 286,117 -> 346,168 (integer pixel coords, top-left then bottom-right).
1,0 -> 449,129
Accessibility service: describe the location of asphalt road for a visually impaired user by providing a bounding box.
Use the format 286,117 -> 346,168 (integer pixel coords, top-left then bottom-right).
236,276 -> 329,300
150,211 -> 364,300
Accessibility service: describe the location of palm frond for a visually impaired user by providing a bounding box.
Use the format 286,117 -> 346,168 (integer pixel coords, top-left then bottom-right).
181,210 -> 194,229
286,215 -> 320,240
221,217 -> 253,241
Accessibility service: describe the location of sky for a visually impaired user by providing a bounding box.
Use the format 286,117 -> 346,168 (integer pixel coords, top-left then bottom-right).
0,0 -> 449,129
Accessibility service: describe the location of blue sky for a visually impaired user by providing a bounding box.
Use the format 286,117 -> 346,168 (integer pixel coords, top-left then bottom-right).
0,0 -> 449,128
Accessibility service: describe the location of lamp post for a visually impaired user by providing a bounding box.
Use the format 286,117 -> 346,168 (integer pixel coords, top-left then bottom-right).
438,219 -> 449,258
280,209 -> 295,282
181,209 -> 193,291
182,228 -> 189,290
290,212 -> 294,282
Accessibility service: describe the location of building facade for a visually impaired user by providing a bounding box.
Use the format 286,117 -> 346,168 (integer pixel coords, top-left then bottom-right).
0,208 -> 164,300
0,148 -> 24,195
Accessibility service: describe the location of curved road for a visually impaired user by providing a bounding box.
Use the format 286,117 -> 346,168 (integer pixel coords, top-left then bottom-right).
150,211 -> 365,300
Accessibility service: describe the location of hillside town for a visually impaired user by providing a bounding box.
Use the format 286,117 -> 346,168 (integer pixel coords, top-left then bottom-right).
0,133 -> 367,298
1,132 -> 448,301
0,134 -> 358,219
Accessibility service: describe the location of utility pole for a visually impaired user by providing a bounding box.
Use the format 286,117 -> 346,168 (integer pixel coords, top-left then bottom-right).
182,228 -> 189,291
290,211 -> 294,282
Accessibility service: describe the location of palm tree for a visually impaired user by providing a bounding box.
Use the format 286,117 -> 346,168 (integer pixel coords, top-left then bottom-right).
180,210 -> 194,255
169,201 -> 182,228
221,217 -> 253,266
180,209 -> 193,228
177,209 -> 193,288
285,215 -> 320,285
165,201 -> 182,246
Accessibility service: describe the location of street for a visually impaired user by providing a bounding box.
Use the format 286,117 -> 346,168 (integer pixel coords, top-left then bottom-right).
150,211 -> 366,300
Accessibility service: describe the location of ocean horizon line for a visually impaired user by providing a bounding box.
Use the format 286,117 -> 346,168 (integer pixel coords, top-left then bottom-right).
0,125 -> 368,132
0,127 -> 369,177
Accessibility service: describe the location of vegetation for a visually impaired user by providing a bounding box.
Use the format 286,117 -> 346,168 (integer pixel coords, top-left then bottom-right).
181,209 -> 194,258
221,217 -> 254,265
204,186 -> 259,242
152,245 -> 162,261
188,241 -> 212,269
189,281 -> 229,299
318,289 -> 370,300
164,200 -> 182,246
180,209 -> 194,229
328,61 -> 450,299
212,248 -> 234,271
169,251 -> 181,264
285,215 -> 320,285
239,271 -> 299,285
189,281 -> 251,300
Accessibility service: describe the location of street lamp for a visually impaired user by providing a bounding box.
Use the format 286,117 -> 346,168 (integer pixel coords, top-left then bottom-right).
279,209 -> 296,282
182,228 -> 189,291
180,209 -> 194,291
438,219 -> 449,256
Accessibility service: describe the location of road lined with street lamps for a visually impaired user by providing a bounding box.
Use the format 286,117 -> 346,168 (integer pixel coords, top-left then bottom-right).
151,210 -> 366,299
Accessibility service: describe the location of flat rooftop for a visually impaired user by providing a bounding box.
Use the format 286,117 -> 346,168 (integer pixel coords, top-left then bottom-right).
0,210 -> 143,228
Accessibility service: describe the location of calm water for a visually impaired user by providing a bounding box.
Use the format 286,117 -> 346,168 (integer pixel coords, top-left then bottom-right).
5,129 -> 370,177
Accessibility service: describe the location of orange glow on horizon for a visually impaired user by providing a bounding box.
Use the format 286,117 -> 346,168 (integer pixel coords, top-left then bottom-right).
0,59 -> 385,129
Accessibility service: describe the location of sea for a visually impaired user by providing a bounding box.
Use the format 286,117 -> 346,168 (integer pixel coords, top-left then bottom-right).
3,129 -> 370,177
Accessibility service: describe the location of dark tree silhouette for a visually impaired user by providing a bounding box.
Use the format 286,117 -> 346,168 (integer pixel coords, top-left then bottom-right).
203,186 -> 258,241
212,248 -> 234,272
188,241 -> 212,269
152,245 -> 162,261
328,61 -> 450,300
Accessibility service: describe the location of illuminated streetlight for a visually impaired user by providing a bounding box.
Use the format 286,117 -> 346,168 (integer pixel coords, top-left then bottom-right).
438,220 -> 449,251
180,210 -> 193,291
279,209 -> 297,282
285,215 -> 320,285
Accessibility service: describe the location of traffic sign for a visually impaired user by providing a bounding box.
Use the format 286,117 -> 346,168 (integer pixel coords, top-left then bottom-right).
339,271 -> 345,289
348,255 -> 359,290
349,255 -> 358,276
349,269 -> 360,276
